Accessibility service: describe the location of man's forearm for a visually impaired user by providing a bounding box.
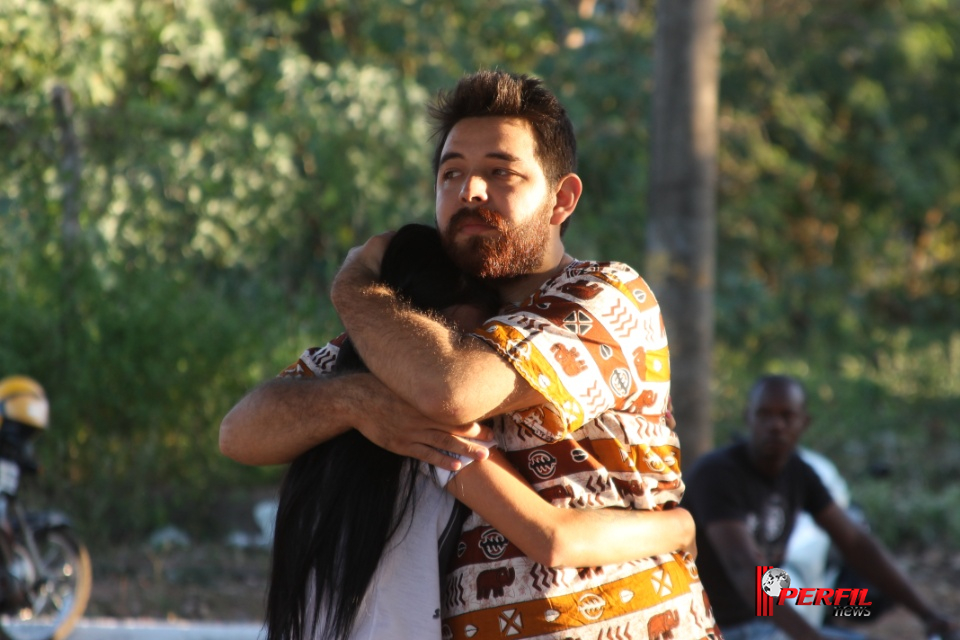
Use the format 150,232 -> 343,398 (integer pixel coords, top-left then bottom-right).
332,269 -> 460,392
219,374 -> 368,465
220,371 -> 497,470
839,532 -> 937,621
332,268 -> 517,423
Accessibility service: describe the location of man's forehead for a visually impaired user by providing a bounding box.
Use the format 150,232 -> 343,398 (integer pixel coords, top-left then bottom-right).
441,116 -> 537,157
752,380 -> 805,409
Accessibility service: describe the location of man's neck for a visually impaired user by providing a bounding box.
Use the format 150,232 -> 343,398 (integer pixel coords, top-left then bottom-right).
748,450 -> 790,480
497,251 -> 575,304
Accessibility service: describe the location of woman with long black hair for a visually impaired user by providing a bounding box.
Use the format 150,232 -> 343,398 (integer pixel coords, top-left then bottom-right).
265,224 -> 695,640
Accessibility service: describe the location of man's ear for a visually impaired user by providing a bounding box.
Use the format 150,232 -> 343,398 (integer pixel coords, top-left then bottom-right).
551,173 -> 582,226
800,411 -> 812,433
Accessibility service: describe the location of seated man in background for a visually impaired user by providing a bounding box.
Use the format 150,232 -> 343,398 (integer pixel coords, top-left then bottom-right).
682,374 -> 957,640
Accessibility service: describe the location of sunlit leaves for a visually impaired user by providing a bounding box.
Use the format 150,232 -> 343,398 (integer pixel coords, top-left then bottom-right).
717,0 -> 960,358
900,21 -> 954,71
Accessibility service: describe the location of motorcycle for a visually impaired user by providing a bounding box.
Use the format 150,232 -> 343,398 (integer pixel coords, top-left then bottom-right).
0,376 -> 91,640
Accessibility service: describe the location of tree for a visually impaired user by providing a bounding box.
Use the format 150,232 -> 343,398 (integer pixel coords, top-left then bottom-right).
647,0 -> 721,467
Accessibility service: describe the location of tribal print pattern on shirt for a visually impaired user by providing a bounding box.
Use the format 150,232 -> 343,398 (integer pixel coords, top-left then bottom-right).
442,260 -> 721,640
279,334 -> 346,379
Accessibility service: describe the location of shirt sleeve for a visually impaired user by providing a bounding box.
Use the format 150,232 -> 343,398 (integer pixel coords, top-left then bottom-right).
683,454 -> 752,524
471,261 -> 670,440
277,333 -> 348,378
799,457 -> 836,516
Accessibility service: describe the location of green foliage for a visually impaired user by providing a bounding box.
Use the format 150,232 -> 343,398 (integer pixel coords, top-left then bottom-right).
717,2 -> 960,352
2,0 -> 958,547
712,0 -> 960,547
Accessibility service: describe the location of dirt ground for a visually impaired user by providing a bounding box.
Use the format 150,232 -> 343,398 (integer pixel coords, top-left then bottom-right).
825,547 -> 960,640
87,543 -> 271,622
85,544 -> 959,638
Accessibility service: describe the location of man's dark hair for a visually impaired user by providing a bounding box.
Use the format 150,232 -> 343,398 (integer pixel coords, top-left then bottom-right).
747,374 -> 807,409
429,70 -> 578,234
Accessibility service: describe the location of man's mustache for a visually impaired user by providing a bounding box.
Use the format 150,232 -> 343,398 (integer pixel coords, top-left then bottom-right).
449,206 -> 508,233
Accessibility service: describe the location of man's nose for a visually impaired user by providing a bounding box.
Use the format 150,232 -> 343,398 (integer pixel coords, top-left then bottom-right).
460,175 -> 488,203
766,419 -> 786,434
764,414 -> 789,434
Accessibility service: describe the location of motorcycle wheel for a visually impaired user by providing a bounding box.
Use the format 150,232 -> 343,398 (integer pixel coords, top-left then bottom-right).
0,528 -> 92,640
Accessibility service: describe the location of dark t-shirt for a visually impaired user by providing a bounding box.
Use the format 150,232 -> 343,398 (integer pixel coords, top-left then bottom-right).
681,440 -> 834,626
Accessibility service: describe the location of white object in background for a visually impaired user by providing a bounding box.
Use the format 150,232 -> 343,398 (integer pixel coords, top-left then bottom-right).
783,447 -> 851,627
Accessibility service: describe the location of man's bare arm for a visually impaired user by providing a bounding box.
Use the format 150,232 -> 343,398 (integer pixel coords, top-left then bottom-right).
815,504 -> 959,639
219,373 -> 493,470
704,520 -> 826,640
220,376 -> 352,465
330,242 -> 542,425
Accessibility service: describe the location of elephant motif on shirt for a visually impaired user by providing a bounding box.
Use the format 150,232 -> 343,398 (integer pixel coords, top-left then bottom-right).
647,608 -> 680,640
476,566 -> 516,600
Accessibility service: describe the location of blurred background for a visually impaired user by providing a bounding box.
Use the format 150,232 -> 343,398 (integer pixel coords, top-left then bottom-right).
2,0 -> 958,614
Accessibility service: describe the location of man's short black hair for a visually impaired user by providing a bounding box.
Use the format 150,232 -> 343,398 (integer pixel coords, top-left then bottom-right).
747,374 -> 807,409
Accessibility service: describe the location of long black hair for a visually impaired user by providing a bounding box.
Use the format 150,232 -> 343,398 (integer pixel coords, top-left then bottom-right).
265,224 -> 499,640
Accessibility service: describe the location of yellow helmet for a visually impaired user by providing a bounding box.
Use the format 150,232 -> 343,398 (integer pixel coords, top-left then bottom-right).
0,375 -> 49,431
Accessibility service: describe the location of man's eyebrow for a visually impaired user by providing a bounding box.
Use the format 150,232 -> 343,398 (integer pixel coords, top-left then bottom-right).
438,151 -> 522,165
438,151 -> 464,165
486,152 -> 520,162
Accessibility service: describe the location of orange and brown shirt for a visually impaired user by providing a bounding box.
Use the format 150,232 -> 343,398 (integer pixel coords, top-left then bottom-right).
442,260 -> 720,640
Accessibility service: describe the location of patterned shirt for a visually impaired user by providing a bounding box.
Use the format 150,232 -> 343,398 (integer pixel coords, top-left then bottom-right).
279,334 -> 347,378
441,260 -> 720,640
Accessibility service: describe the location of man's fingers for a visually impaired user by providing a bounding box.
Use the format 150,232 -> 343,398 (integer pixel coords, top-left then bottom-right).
370,230 -> 397,245
358,231 -> 396,271
429,431 -> 491,462
401,432 -> 491,471
407,444 -> 463,472
448,421 -> 495,441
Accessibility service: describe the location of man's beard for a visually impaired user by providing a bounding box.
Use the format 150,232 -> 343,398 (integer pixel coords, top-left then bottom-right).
441,202 -> 552,280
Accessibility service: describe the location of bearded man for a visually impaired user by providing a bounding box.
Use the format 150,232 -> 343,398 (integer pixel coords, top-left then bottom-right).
221,70 -> 719,640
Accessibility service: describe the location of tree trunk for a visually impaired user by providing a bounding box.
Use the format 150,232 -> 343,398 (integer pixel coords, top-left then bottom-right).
52,84 -> 83,355
647,0 -> 720,469
52,84 -> 82,253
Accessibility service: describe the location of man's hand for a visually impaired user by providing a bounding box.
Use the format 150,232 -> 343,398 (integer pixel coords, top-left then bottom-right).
353,373 -> 494,471
361,418 -> 494,472
923,613 -> 960,640
339,230 -> 396,280
331,231 -> 396,321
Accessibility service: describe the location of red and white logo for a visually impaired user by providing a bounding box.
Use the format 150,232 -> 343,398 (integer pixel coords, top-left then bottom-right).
756,566 -> 873,619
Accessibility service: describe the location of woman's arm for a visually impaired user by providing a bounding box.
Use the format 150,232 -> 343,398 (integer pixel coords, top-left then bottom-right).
447,449 -> 695,569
